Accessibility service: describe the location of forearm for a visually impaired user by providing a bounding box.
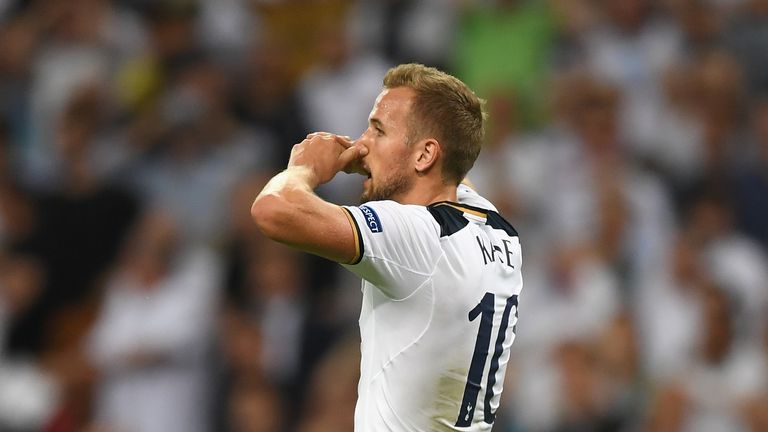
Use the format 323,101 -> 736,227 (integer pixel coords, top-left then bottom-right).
258,166 -> 319,199
251,167 -> 354,263
251,133 -> 361,263
252,167 -> 318,234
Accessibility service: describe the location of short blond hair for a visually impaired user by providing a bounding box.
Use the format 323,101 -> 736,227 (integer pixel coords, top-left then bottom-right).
383,63 -> 485,185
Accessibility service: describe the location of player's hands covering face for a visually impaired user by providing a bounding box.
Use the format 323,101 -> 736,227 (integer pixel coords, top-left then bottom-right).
288,132 -> 368,185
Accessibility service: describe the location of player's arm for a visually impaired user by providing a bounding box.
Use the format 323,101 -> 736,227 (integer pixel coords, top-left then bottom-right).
250,133 -> 367,263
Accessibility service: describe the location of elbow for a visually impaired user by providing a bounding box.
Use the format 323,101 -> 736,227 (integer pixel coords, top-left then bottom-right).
250,194 -> 285,240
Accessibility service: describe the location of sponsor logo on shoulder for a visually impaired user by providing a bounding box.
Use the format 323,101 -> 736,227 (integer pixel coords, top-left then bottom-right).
359,205 -> 382,233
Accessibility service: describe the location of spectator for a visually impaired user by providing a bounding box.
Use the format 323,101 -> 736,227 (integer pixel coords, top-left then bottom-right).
722,0 -> 768,93
234,40 -> 309,165
87,211 -> 220,432
228,378 -> 284,432
685,191 -> 768,337
732,96 -> 768,251
682,285 -> 768,431
133,56 -> 274,244
297,17 -> 390,204
635,235 -> 707,380
0,254 -> 58,431
580,0 -> 683,158
542,73 -> 674,277
7,91 -> 140,356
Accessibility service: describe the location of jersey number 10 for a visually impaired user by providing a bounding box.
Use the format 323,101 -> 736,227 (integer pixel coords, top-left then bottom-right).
455,293 -> 519,427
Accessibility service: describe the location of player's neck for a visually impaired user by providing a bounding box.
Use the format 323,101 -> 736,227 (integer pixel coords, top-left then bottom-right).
395,176 -> 457,207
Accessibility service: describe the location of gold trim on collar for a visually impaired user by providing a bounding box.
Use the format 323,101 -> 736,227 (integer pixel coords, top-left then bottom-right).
436,203 -> 487,219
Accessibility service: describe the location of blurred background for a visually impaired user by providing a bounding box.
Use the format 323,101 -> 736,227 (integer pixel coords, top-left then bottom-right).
0,0 -> 767,431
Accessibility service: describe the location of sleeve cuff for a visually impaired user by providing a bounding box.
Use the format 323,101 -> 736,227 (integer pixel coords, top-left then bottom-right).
341,207 -> 364,265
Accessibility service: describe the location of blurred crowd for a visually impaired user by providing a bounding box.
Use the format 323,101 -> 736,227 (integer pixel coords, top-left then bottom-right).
0,0 -> 766,431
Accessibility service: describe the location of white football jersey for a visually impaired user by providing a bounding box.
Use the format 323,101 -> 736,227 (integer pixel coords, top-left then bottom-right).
341,185 -> 523,431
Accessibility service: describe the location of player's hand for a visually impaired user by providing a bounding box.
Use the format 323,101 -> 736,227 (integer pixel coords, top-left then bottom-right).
335,135 -> 370,176
288,132 -> 368,186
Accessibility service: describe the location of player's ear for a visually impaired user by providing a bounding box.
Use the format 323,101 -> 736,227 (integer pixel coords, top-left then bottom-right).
413,138 -> 440,175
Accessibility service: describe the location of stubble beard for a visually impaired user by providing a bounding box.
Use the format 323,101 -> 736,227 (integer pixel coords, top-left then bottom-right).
360,169 -> 413,203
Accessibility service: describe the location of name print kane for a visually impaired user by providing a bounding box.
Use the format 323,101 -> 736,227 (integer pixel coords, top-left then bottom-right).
475,236 -> 516,268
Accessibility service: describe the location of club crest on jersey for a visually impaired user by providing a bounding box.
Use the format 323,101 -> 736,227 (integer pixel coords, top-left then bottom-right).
359,205 -> 382,233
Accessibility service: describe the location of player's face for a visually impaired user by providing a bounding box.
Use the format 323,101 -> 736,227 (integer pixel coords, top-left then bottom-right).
357,87 -> 417,203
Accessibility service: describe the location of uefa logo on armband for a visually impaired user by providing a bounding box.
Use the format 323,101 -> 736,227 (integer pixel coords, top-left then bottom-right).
359,205 -> 382,233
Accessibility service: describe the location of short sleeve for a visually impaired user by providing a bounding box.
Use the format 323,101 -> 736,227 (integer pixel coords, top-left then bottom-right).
341,200 -> 440,299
